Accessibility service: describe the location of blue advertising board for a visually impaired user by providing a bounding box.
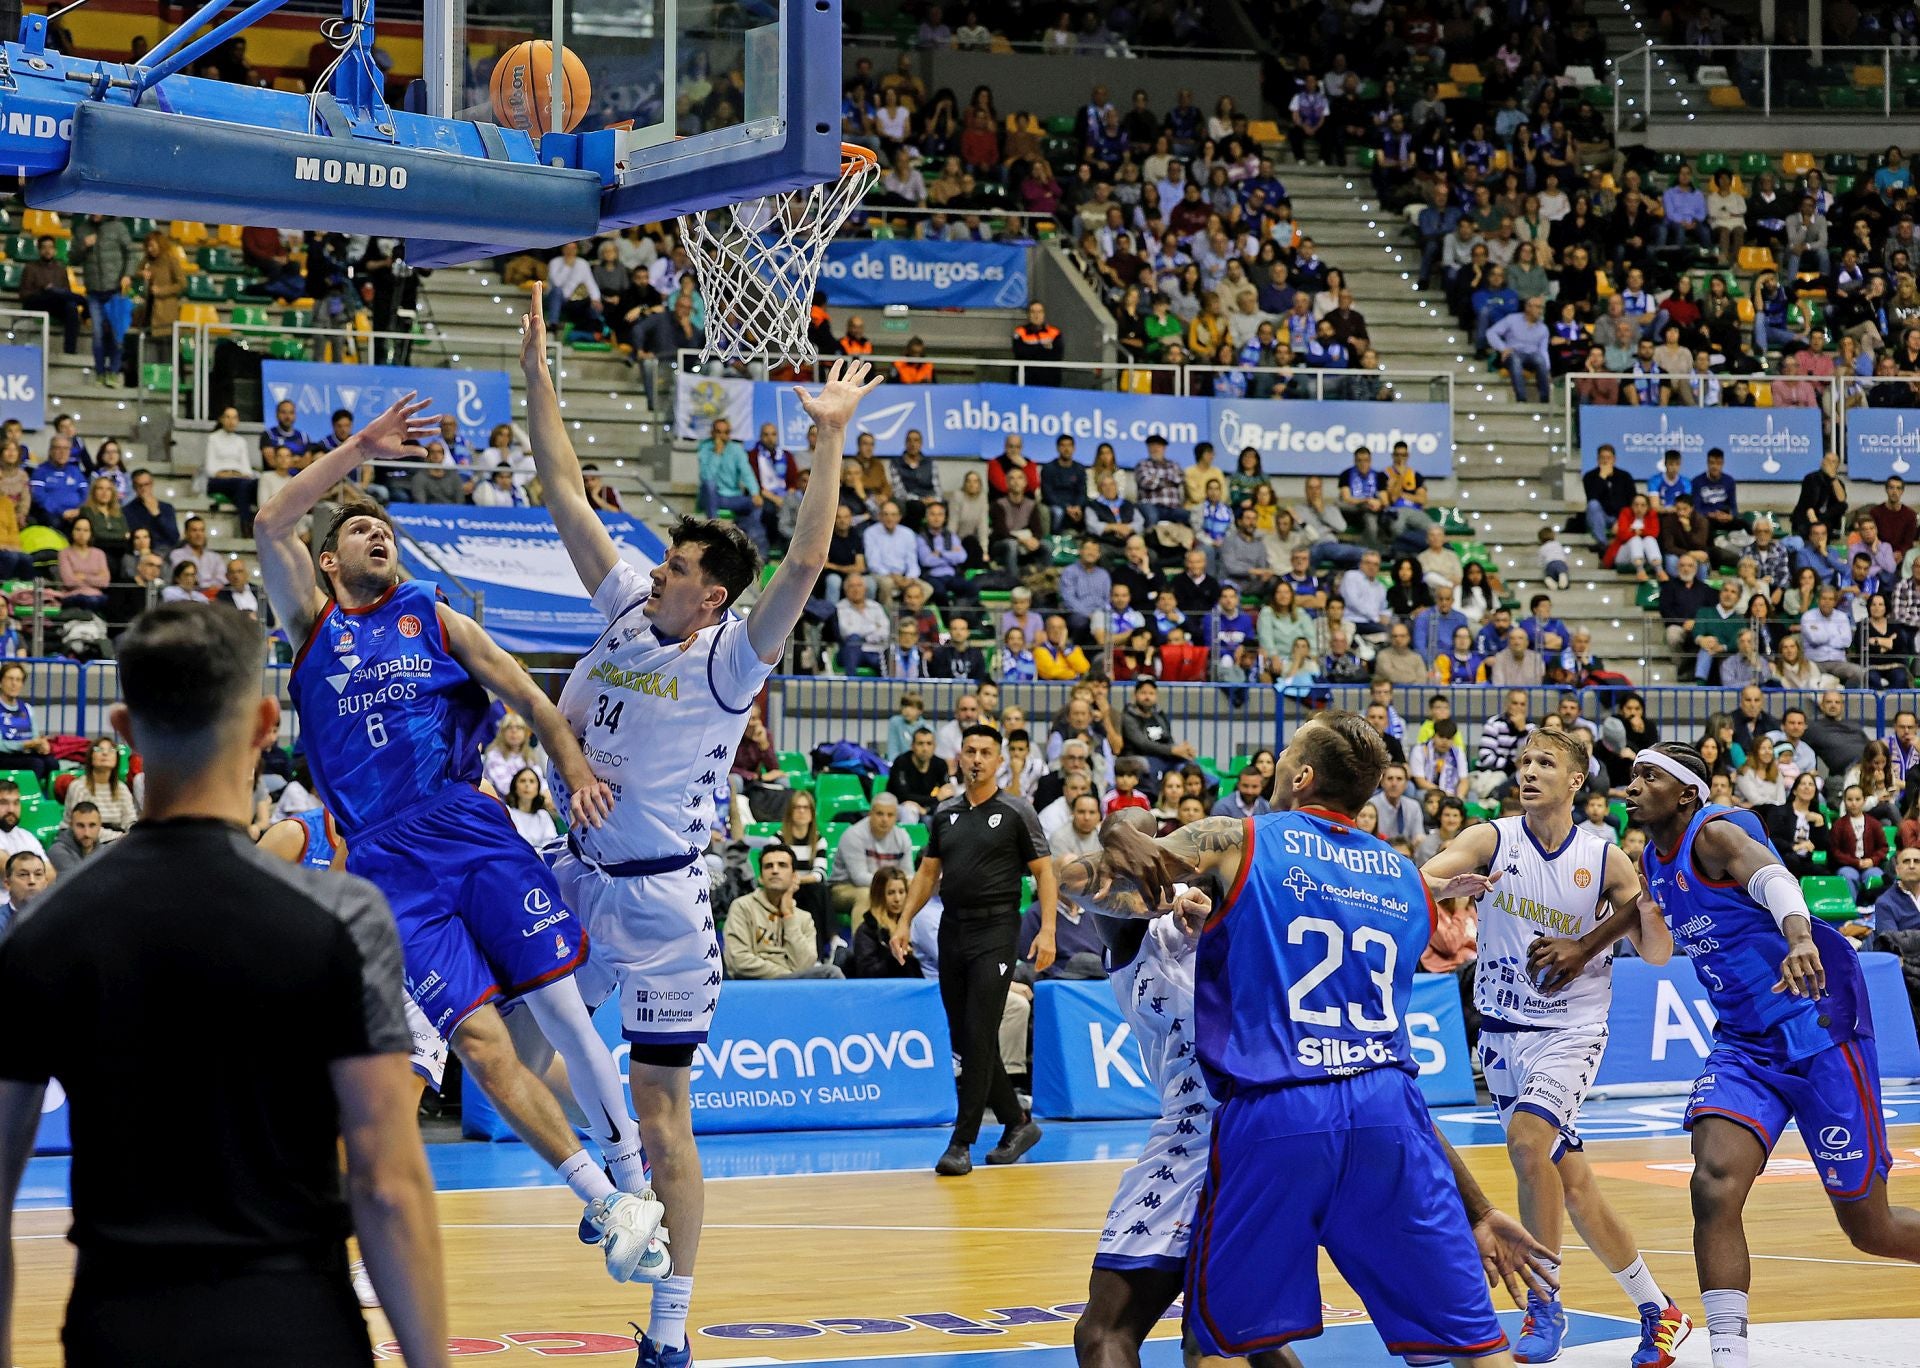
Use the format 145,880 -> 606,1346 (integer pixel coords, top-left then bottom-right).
1845,407 -> 1920,482
260,361 -> 513,452
819,240 -> 1030,310
1578,404 -> 1823,481
462,980 -> 957,1140
1029,973 -> 1475,1120
677,373 -> 1453,474
0,344 -> 45,430
391,506 -> 667,654
1590,952 -> 1920,1095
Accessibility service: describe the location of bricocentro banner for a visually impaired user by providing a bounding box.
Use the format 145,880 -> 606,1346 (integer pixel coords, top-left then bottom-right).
818,240 -> 1030,310
1029,973 -> 1476,1120
1590,952 -> 1920,1096
462,980 -> 958,1139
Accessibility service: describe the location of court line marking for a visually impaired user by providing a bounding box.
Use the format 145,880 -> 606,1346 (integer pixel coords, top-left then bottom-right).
1566,1242 -> 1907,1270
437,1222 -> 1108,1234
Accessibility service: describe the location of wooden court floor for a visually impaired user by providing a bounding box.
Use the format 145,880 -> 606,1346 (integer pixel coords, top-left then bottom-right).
11,1126 -> 1920,1365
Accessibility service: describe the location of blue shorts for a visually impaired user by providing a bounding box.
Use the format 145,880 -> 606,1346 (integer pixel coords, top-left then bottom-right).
347,785 -> 585,1038
1687,1036 -> 1891,1202
1184,1068 -> 1506,1361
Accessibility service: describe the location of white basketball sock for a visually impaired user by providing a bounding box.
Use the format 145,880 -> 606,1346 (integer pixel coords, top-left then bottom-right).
1701,1288 -> 1749,1368
649,1274 -> 695,1350
523,978 -> 644,1166
560,1149 -> 617,1203
1611,1255 -> 1668,1310
607,1138 -> 651,1195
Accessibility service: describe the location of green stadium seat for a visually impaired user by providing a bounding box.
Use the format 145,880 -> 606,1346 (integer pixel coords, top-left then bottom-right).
814,772 -> 868,816
1799,875 -> 1857,922
744,821 -> 783,844
1584,83 -> 1613,107
0,770 -> 40,799
267,338 -> 305,360
1825,152 -> 1861,175
1608,799 -> 1628,835
140,363 -> 174,392
185,274 -> 224,302
1833,175 -> 1858,197
0,262 -> 22,292
1695,152 -> 1728,176
1655,152 -> 1685,176
1738,152 -> 1771,177
3,234 -> 31,261
777,750 -> 812,789
1222,755 -> 1251,777
904,823 -> 929,854
1043,115 -> 1075,136
1353,147 -> 1378,170
229,305 -> 272,328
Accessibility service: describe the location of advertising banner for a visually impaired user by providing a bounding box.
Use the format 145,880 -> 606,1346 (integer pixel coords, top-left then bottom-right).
0,344 -> 44,430
391,506 -> 667,654
1845,408 -> 1920,482
462,980 -> 957,1139
818,240 -> 1030,309
1030,973 -> 1475,1120
1577,405 -> 1823,481
260,361 -> 513,451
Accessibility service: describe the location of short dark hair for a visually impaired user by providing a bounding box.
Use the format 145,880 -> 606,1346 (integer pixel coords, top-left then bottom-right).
5,849 -> 41,876
1005,728 -> 1030,745
1530,594 -> 1551,611
118,603 -> 266,742
1433,718 -> 1458,739
70,800 -> 100,817
1294,710 -> 1388,811
1650,741 -> 1712,795
331,408 -> 354,425
131,467 -> 154,482
1783,706 -> 1807,723
319,491 -> 394,557
959,723 -> 1003,746
668,515 -> 760,610
1114,755 -> 1150,781
0,779 -> 17,798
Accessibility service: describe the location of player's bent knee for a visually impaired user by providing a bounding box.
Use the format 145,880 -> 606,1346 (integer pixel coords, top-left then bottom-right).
1833,1197 -> 1900,1257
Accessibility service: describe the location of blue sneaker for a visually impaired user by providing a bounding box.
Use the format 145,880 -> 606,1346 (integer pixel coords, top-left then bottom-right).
633,1328 -> 693,1368
1514,1293 -> 1566,1363
1631,1301 -> 1691,1368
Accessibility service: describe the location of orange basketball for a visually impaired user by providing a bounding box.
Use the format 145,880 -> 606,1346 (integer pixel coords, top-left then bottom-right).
488,40 -> 590,137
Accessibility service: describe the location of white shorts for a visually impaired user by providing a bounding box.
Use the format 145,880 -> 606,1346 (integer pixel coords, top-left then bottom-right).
403,995 -> 449,1093
554,849 -> 721,1048
1093,1107 -> 1211,1273
1476,1022 -> 1609,1159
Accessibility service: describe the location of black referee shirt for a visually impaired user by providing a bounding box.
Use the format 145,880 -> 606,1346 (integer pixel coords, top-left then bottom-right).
927,787 -> 1046,920
0,818 -> 409,1265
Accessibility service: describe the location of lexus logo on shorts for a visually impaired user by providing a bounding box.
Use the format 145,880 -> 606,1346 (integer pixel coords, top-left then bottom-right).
1820,1126 -> 1852,1149
524,888 -> 553,916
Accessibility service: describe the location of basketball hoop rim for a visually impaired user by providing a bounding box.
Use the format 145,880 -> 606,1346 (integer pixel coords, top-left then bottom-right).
840,143 -> 880,174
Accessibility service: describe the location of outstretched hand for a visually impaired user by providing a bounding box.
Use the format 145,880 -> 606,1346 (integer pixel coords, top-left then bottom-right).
791,357 -> 883,432
357,393 -> 442,461
1097,821 -> 1194,911
520,284 -> 550,373
1474,1206 -> 1561,1308
1429,867 -> 1501,903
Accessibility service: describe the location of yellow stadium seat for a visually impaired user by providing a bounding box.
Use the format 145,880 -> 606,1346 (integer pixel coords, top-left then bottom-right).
1782,151 -> 1815,175
177,302 -> 221,331
1247,119 -> 1282,145
1449,63 -> 1485,85
1738,246 -> 1779,273
171,221 -> 209,247
215,224 -> 244,248
1854,64 -> 1886,87
1755,382 -> 1774,406
1492,149 -> 1511,172
21,210 -> 67,239
1595,268 -> 1615,298
1435,82 -> 1462,99
1708,85 -> 1746,108
271,76 -> 305,93
1736,297 -> 1755,324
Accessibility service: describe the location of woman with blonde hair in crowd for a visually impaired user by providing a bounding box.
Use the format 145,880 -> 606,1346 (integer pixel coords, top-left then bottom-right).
64,734 -> 139,834
850,866 -> 919,978
482,712 -> 545,798
1734,735 -> 1786,808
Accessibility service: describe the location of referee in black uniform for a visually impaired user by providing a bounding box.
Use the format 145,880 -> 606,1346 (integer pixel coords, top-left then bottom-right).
0,604 -> 450,1368
894,723 -> 1058,1176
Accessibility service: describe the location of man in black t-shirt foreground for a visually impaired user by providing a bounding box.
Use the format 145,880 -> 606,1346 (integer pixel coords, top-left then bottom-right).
0,603 -> 449,1368
893,724 -> 1060,1177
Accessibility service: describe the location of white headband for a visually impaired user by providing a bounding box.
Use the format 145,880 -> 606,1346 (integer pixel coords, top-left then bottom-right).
1637,749 -> 1711,802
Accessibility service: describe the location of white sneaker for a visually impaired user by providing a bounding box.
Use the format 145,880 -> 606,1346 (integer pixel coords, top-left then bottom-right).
349,1258 -> 379,1309
584,1190 -> 667,1283
633,1224 -> 674,1283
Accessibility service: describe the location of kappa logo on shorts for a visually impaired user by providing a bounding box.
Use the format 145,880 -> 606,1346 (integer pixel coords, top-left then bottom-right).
398,613 -> 423,637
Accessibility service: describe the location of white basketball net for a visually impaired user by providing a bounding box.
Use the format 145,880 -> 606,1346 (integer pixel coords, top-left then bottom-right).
677,147 -> 882,371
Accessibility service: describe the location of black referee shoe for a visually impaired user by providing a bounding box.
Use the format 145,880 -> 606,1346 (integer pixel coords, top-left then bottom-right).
935,1143 -> 972,1176
985,1119 -> 1043,1165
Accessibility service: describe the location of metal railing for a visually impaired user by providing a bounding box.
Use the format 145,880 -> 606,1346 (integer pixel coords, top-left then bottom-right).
1560,371 -> 1840,473
1610,44 -> 1912,130
167,319 -> 565,426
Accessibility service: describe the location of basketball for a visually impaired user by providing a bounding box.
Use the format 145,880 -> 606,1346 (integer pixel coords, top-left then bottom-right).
488,40 -> 589,137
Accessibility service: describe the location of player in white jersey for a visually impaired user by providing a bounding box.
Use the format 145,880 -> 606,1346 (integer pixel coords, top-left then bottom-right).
1422,728 -> 1690,1368
522,284 -> 881,1368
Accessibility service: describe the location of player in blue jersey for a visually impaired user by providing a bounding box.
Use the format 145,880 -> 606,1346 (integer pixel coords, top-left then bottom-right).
1094,711 -> 1559,1368
256,395 -> 666,1286
1529,742 -> 1920,1368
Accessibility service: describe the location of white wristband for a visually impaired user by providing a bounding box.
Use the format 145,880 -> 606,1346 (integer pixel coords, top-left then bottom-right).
1747,862 -> 1811,934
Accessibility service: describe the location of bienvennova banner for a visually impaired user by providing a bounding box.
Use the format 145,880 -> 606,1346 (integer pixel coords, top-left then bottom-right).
676,374 -> 1453,474
0,344 -> 44,430
1589,953 -> 1920,1096
1578,405 -> 1822,481
261,361 -> 513,452
1845,408 -> 1920,482
1029,974 -> 1475,1120
462,981 -> 957,1139
819,240 -> 1030,310
391,506 -> 667,654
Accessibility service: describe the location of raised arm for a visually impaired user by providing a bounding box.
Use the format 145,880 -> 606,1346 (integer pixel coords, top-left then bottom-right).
435,604 -> 612,832
1090,814 -> 1248,912
747,359 -> 883,663
253,395 -> 440,641
1419,817 -> 1501,901
520,285 -> 621,592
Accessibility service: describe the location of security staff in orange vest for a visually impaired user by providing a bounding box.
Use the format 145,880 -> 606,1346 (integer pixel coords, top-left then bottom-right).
1011,301 -> 1063,386
893,336 -> 935,384
839,314 -> 876,357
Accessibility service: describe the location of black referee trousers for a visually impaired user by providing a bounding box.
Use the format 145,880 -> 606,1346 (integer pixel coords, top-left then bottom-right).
938,911 -> 1023,1145
65,1248 -> 370,1368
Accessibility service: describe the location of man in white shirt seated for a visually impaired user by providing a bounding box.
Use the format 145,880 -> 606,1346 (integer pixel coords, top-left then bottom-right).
1039,771 -> 1095,840
1338,548 -> 1389,639
543,240 -> 603,335
0,780 -> 44,861
862,500 -> 925,609
203,406 -> 259,536
1048,792 -> 1103,859
834,573 -> 891,674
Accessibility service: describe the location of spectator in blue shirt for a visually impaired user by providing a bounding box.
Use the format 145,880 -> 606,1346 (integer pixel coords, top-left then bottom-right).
29,439 -> 89,528
1520,593 -> 1571,653
1240,158 -> 1286,212
1690,446 -> 1741,541
914,500 -> 968,601
263,400 -> 310,457
696,417 -> 767,551
1211,584 -> 1256,659
1485,297 -> 1551,402
1474,605 -> 1516,657
1659,165 -> 1712,250
1415,185 -> 1463,289
1875,146 -> 1913,208
434,415 -> 473,466
1058,540 -> 1112,641
1256,261 -> 1296,316
1410,583 -> 1472,660
1795,521 -> 1850,583
1470,264 -> 1520,354
1648,448 -> 1688,510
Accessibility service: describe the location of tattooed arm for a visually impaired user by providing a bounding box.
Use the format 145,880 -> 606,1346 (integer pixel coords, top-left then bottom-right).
1091,814 -> 1248,912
